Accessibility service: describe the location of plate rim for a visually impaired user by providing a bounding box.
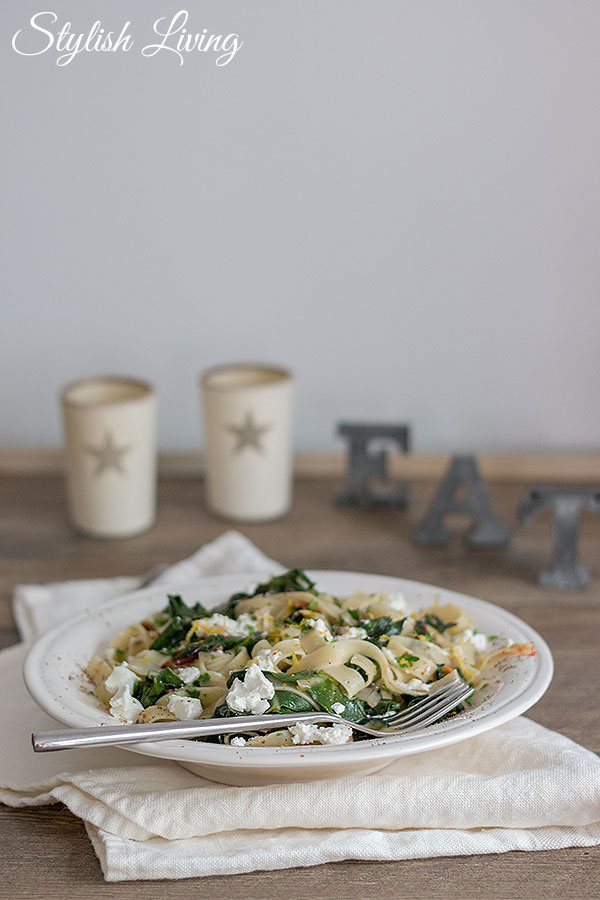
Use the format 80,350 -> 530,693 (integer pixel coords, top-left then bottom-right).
23,569 -> 554,768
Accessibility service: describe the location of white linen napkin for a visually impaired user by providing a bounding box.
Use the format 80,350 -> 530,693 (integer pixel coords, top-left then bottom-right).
1,531 -> 599,881
12,530 -> 281,642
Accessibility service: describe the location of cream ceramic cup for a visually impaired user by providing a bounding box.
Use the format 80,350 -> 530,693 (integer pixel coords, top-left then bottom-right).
201,364 -> 294,522
61,377 -> 157,538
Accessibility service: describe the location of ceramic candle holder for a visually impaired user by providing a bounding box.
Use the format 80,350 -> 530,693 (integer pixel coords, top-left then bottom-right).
60,376 -> 157,538
201,364 -> 294,522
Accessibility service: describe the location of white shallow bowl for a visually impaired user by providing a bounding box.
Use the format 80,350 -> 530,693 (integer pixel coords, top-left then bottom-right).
24,571 -> 553,786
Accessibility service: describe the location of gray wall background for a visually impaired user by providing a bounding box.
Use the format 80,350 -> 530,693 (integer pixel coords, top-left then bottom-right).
2,1 -> 599,452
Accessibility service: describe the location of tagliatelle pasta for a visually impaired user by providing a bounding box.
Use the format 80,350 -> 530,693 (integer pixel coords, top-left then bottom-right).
86,569 -> 535,747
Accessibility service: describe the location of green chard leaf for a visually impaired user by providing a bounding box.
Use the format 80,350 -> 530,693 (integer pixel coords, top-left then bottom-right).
360,616 -> 406,645
133,668 -> 184,708
150,593 -> 213,653
150,617 -> 190,652
277,670 -> 369,723
269,690 -> 316,714
164,593 -> 210,620
422,613 -> 456,633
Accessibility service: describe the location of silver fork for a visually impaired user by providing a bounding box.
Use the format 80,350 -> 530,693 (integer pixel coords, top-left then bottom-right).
32,676 -> 473,752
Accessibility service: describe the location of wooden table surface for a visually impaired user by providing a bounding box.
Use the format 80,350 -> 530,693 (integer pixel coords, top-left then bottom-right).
1,474 -> 599,899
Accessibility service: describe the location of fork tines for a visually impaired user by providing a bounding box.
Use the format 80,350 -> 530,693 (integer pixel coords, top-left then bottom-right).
370,677 -> 473,732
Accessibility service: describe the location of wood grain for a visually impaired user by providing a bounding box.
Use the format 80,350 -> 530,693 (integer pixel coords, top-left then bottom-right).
1,474 -> 599,899
3,447 -> 600,481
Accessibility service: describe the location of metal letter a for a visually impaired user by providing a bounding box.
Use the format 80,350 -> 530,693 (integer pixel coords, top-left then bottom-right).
414,455 -> 509,547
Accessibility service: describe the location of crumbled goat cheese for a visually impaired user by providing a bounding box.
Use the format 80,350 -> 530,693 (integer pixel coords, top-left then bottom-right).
385,592 -> 406,612
109,689 -> 143,723
167,694 -> 204,720
248,648 -> 282,672
193,613 -> 251,637
403,679 -> 431,694
230,736 -> 247,747
106,665 -> 143,723
337,626 -> 368,641
455,629 -> 489,654
332,702 -> 346,715
307,618 -> 333,641
226,666 -> 275,715
173,666 -> 203,684
288,722 -> 353,745
236,613 -> 261,633
105,663 -> 140,695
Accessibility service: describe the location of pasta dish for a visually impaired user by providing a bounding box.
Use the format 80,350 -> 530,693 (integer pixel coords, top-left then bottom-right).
86,569 -> 534,746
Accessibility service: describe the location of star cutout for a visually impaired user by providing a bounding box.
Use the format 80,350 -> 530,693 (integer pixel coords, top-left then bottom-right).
85,432 -> 131,476
227,411 -> 270,454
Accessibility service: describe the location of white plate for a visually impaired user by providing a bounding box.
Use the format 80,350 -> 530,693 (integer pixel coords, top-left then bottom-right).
24,571 -> 553,786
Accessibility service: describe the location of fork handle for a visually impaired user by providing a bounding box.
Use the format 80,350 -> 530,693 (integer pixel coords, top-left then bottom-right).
32,712 -> 339,752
